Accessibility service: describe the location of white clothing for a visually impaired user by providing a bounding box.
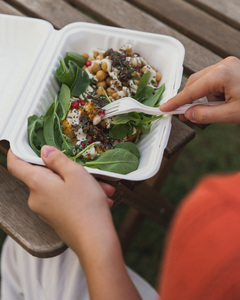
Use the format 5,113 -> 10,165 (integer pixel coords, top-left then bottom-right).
1,236 -> 159,300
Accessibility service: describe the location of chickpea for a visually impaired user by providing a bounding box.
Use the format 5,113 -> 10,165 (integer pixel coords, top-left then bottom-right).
88,56 -> 95,61
123,89 -> 128,96
97,81 -> 107,89
125,47 -> 133,56
112,92 -> 118,99
82,65 -> 86,70
101,61 -> 108,72
141,67 -> 150,74
150,65 -> 155,70
96,70 -> 108,81
156,72 -> 162,82
110,79 -> 121,89
131,71 -> 140,78
107,87 -> 115,96
87,66 -> 94,74
96,53 -> 104,60
106,77 -> 111,86
134,80 -> 140,85
112,93 -> 120,100
152,81 -> 158,87
93,51 -> 99,58
81,53 -> 89,60
96,87 -> 105,96
92,62 -> 101,74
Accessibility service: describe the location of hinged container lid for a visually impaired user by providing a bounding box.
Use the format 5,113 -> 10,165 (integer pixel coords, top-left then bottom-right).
0,14 -> 55,139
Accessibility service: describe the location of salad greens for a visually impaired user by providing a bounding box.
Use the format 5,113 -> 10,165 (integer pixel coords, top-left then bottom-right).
28,52 -> 165,175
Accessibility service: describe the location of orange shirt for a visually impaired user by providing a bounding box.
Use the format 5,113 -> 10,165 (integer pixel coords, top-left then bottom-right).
159,172 -> 240,300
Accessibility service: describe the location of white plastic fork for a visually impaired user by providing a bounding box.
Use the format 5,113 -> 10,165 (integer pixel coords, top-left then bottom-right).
102,97 -> 225,119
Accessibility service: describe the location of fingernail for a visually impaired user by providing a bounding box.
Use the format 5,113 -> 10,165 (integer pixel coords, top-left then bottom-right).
159,103 -> 166,111
185,108 -> 195,121
41,145 -> 57,158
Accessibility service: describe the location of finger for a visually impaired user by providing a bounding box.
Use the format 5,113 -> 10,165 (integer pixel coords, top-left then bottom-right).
184,101 -> 240,124
41,145 -> 86,181
7,149 -> 37,186
183,64 -> 217,89
98,182 -> 115,198
108,198 -> 114,208
8,149 -> 62,190
160,70 -> 225,112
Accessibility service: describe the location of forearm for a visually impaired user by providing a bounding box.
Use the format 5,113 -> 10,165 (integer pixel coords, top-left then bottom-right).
73,209 -> 142,300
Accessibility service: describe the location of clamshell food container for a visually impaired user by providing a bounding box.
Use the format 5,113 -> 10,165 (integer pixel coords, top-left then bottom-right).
0,14 -> 185,181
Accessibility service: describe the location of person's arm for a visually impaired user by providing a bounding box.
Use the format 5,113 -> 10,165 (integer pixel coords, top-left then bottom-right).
7,146 -> 142,300
160,56 -> 240,124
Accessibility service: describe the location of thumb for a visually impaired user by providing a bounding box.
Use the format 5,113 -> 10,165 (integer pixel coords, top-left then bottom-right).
185,101 -> 240,124
41,145 -> 84,180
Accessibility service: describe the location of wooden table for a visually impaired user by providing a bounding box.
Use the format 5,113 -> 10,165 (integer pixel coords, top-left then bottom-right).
0,0 -> 238,258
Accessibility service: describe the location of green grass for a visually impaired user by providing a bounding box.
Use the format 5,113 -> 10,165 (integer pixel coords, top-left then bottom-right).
1,123 -> 240,289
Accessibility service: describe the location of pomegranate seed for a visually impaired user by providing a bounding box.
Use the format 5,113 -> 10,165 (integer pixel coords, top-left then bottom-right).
78,100 -> 85,106
86,133 -> 93,144
81,142 -> 86,147
98,109 -> 106,117
85,61 -> 92,67
71,102 -> 79,109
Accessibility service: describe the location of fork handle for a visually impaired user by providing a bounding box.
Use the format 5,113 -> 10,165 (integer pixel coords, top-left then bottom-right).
158,101 -> 225,115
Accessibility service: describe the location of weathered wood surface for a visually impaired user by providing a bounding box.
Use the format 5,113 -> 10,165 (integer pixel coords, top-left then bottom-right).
69,0 -> 222,75
188,0 -> 240,30
0,164 -> 68,257
0,0 -> 238,257
127,0 -> 240,59
3,0 -> 95,28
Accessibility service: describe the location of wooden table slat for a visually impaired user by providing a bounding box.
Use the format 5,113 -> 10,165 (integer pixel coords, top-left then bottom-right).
4,0 -> 96,29
187,0 -> 240,31
0,165 -> 67,257
127,0 -> 240,59
68,0 -> 222,75
0,0 -> 23,15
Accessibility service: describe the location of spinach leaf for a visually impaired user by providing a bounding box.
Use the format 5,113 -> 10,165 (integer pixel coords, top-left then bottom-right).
128,112 -> 141,126
64,52 -> 86,68
140,114 -> 163,124
139,123 -> 151,134
111,114 -> 130,125
70,68 -> 90,97
55,60 -> 78,87
45,102 -> 55,117
134,72 -> 151,97
57,84 -> 71,121
109,124 -> 130,139
55,113 -> 74,156
43,96 -> 61,149
115,142 -> 140,159
134,86 -> 155,102
85,148 -> 139,174
28,115 -> 46,156
142,83 -> 165,107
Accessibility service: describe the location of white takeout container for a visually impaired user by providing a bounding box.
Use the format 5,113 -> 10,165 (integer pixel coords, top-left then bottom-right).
0,14 -> 185,181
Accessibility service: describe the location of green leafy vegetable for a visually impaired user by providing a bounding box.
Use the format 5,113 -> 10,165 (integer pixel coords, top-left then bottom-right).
70,68 -> 90,97
109,124 -> 131,139
142,83 -> 165,107
28,115 -> 46,156
115,142 -> 140,159
55,60 -> 78,87
64,52 -> 86,68
57,84 -> 71,121
85,148 -> 139,174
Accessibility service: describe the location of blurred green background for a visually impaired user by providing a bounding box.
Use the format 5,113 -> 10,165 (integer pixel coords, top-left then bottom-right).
0,122 -> 240,289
